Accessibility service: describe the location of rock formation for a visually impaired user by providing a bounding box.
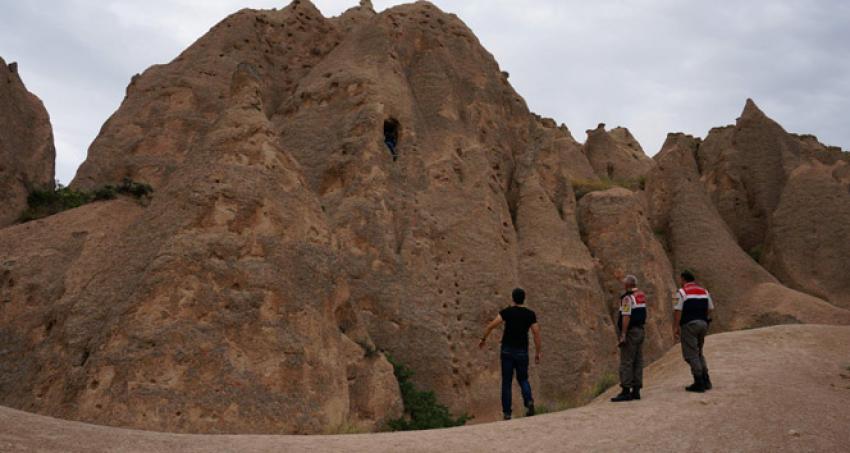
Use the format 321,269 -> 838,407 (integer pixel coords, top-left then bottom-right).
2,0 -> 618,433
761,162 -> 850,309
1,0 -> 849,437
577,187 -> 675,360
645,133 -> 850,331
0,57 -> 55,226
697,100 -> 802,253
0,61 -> 402,434
697,99 -> 850,310
583,124 -> 654,181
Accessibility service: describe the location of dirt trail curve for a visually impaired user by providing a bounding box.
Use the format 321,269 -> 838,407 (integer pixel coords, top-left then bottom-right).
2,324 -> 849,452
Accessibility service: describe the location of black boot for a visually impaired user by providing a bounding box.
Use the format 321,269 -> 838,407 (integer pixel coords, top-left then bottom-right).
703,372 -> 712,390
525,401 -> 535,417
685,375 -> 705,393
631,386 -> 641,400
610,386 -> 633,402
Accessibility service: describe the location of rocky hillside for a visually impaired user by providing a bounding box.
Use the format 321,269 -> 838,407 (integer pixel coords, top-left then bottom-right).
0,57 -> 55,226
0,0 -> 848,435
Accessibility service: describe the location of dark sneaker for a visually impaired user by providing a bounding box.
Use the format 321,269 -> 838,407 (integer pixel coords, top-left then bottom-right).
503,414 -> 512,421
610,387 -> 633,402
525,403 -> 535,417
631,387 -> 641,400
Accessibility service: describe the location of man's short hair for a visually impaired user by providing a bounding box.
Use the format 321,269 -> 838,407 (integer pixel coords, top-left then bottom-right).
624,275 -> 638,287
512,288 -> 526,305
681,270 -> 696,282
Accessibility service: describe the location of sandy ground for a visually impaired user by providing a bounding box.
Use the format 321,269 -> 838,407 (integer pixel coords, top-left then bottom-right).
1,324 -> 849,452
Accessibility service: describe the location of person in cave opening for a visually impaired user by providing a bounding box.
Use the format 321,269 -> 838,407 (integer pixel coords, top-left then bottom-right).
384,119 -> 400,161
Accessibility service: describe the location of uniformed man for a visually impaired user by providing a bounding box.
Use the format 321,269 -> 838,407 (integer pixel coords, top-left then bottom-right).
673,270 -> 714,392
611,275 -> 647,402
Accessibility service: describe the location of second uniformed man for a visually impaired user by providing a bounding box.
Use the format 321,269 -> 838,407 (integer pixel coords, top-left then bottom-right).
673,270 -> 714,392
611,275 -> 647,402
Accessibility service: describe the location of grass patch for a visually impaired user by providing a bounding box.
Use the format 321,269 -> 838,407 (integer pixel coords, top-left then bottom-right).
590,372 -> 618,398
386,357 -> 471,431
572,177 -> 646,200
19,178 -> 153,223
324,420 -> 367,435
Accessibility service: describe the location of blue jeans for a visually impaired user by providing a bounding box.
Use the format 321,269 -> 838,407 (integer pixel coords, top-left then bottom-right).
501,347 -> 533,416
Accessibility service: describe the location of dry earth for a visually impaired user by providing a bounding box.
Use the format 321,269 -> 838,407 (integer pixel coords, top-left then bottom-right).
2,324 -> 848,453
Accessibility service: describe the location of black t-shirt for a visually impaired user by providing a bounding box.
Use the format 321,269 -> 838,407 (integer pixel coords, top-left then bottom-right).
499,305 -> 537,351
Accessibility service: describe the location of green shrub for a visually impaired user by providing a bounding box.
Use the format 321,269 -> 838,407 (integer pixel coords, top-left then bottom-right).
116,178 -> 154,198
386,357 -> 471,431
18,179 -> 154,223
93,186 -> 118,201
19,185 -> 94,222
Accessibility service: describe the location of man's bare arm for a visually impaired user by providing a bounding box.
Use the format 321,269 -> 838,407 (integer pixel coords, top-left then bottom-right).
479,315 -> 503,348
619,315 -> 630,345
673,310 -> 682,340
531,323 -> 541,364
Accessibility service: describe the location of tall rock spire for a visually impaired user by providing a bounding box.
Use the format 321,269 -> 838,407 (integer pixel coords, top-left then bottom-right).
0,57 -> 56,227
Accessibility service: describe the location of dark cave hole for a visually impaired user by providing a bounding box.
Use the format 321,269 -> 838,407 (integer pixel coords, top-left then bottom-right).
384,118 -> 400,162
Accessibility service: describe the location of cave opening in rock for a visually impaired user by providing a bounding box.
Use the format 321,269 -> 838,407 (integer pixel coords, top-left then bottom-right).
384,118 -> 400,161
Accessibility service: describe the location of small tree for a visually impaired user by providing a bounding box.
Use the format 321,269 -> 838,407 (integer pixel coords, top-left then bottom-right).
386,357 -> 471,431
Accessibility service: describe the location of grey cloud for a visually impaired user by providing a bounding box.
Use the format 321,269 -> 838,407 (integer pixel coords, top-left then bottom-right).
1,0 -> 847,183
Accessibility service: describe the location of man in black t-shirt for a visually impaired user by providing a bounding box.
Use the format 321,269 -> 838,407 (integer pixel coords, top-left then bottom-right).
479,288 -> 541,420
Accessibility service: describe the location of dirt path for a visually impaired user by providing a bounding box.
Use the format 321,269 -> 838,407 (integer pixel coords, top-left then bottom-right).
2,324 -> 849,452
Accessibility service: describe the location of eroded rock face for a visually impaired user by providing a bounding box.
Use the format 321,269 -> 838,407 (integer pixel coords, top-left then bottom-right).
761,163 -> 850,309
697,99 -> 803,254
0,62 -> 402,434
697,100 -> 850,311
0,57 -> 55,226
2,0 -> 616,432
645,134 -> 850,331
577,188 -> 675,361
583,124 -> 654,181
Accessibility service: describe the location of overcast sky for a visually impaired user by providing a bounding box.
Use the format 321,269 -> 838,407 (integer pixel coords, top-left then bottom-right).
1,0 -> 848,184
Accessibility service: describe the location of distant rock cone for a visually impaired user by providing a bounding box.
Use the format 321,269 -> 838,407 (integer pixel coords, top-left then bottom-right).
645,133 -> 850,330
698,99 -> 850,310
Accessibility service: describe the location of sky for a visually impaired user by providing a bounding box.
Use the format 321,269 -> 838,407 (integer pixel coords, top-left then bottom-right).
1,0 -> 849,184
